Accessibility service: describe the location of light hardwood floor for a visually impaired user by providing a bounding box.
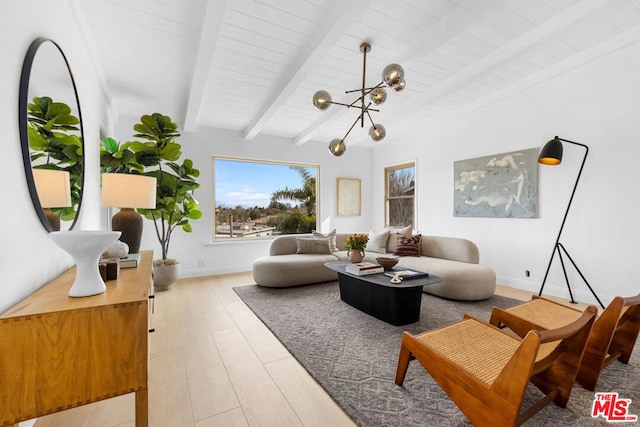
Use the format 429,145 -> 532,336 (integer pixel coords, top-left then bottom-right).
33,273 -> 591,427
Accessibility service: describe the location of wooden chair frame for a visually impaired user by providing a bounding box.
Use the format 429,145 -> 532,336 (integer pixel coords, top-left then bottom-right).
491,294 -> 640,390
395,308 -> 596,427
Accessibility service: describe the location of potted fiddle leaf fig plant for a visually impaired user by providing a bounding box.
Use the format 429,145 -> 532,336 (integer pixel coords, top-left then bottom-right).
100,113 -> 202,290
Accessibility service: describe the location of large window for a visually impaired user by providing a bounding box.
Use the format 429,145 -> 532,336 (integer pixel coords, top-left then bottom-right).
213,157 -> 319,240
385,162 -> 415,227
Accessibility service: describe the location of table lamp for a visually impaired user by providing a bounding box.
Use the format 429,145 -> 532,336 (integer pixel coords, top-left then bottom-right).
32,169 -> 72,231
101,173 -> 156,254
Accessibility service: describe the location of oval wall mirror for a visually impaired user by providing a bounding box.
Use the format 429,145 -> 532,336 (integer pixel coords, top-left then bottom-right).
19,38 -> 85,232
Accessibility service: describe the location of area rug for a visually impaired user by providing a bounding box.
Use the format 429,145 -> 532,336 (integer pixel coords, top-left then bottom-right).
233,282 -> 640,426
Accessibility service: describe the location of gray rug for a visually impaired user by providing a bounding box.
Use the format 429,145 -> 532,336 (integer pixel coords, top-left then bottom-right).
233,282 -> 640,426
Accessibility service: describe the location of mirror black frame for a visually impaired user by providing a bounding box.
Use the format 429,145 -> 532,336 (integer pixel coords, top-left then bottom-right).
19,38 -> 85,232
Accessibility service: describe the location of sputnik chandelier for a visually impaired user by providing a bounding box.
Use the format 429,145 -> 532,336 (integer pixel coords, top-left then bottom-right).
312,42 -> 405,156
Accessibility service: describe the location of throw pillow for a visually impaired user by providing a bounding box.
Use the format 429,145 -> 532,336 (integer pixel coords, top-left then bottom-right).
296,237 -> 331,254
394,234 -> 422,257
312,229 -> 338,252
386,225 -> 412,253
365,229 -> 390,253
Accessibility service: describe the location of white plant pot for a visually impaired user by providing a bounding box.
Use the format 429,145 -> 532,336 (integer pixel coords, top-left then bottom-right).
154,261 -> 179,291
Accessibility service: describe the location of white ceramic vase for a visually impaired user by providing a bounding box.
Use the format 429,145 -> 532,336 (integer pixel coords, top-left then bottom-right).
49,230 -> 121,297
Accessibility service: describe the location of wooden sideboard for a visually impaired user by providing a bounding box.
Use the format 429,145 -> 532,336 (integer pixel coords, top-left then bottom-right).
0,250 -> 153,427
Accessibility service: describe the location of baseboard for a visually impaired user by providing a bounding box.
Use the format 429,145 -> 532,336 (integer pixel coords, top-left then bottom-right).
178,266 -> 252,279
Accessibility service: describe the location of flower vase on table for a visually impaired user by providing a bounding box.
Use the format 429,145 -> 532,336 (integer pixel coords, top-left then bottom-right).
344,233 -> 369,264
348,249 -> 365,263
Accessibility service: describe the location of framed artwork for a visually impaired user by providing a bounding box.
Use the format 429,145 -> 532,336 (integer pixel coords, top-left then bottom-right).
337,178 -> 361,216
453,148 -> 538,218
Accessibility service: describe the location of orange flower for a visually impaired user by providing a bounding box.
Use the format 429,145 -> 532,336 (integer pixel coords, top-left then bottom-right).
344,233 -> 368,250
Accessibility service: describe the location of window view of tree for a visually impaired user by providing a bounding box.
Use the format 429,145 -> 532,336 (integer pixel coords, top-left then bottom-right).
213,158 -> 318,240
385,162 -> 415,227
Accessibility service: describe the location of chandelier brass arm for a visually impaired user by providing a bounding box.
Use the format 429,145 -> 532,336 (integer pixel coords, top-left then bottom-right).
313,42 -> 406,156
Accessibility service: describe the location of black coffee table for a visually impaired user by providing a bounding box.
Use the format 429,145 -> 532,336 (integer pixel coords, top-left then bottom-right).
325,261 -> 442,326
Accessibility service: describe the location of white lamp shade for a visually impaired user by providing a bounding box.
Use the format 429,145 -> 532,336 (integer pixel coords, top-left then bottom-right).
33,169 -> 72,208
101,173 -> 157,209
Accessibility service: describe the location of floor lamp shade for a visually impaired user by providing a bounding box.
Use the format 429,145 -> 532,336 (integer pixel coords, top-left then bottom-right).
101,173 -> 157,254
33,169 -> 72,231
538,136 -> 563,165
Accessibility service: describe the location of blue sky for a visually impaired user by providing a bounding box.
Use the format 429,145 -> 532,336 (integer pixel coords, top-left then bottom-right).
214,159 -> 316,208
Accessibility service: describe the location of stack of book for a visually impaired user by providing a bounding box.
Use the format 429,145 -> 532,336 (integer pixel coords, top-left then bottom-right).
345,262 -> 384,276
120,253 -> 141,269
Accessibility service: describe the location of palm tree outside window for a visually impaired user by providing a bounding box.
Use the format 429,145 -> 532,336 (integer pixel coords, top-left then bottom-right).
213,157 -> 318,240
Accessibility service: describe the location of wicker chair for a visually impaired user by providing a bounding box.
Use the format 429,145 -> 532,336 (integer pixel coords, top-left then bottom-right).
395,307 -> 597,427
490,294 -> 640,390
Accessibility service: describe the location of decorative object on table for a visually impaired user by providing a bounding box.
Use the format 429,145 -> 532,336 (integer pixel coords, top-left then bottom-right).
344,233 -> 368,263
102,240 -> 129,259
389,273 -> 403,284
101,114 -> 202,290
337,178 -> 361,216
98,257 -> 120,280
345,262 -> 384,276
537,136 -> 604,309
375,256 -> 399,271
453,147 -> 538,218
384,268 -> 429,280
119,253 -> 140,269
101,172 -> 156,254
32,169 -> 72,231
49,230 -> 121,297
312,42 -> 405,157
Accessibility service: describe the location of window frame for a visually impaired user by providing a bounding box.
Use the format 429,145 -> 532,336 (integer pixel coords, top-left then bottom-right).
384,161 -> 416,228
211,155 -> 320,241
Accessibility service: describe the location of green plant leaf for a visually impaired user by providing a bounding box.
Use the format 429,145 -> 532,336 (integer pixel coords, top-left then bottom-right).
102,137 -> 119,153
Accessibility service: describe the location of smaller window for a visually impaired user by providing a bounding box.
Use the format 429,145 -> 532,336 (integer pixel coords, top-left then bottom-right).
385,162 -> 415,228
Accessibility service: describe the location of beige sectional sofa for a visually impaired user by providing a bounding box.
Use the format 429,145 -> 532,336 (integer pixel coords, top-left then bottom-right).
252,232 -> 496,301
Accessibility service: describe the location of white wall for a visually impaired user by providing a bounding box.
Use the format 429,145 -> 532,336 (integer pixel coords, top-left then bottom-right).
113,118 -> 373,277
372,39 -> 640,307
0,0 -> 114,313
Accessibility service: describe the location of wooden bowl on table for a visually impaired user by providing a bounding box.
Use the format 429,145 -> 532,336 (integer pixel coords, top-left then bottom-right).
376,257 -> 399,271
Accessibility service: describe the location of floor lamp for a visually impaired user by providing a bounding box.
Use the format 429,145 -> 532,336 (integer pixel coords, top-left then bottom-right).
538,136 -> 604,309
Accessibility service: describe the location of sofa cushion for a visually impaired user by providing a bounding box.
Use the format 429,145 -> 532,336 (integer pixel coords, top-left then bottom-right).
386,225 -> 412,253
394,234 -> 421,256
365,229 -> 390,253
312,229 -> 338,252
296,237 -> 331,254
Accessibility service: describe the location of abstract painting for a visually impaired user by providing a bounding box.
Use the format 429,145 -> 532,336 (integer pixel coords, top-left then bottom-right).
454,148 -> 538,218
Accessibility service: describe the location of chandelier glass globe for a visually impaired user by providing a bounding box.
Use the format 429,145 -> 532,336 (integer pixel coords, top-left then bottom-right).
382,63 -> 405,88
368,124 -> 386,141
369,88 -> 387,105
312,90 -> 332,110
328,138 -> 346,156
